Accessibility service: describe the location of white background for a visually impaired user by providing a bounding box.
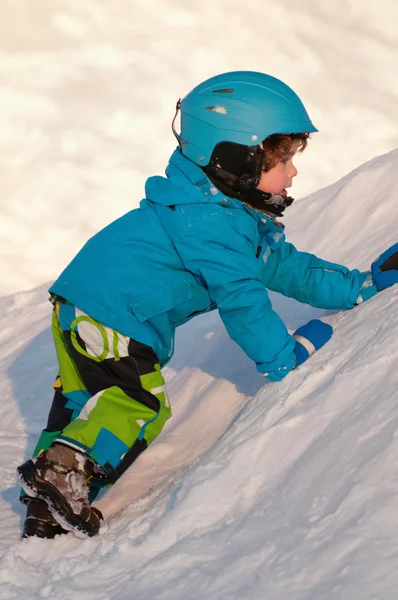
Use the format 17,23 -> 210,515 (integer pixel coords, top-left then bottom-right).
1,0 -> 398,295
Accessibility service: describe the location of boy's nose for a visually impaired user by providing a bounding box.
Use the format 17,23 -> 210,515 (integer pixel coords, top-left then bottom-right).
290,164 -> 298,178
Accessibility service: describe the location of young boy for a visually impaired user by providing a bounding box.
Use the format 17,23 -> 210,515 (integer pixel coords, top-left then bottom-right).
18,71 -> 398,539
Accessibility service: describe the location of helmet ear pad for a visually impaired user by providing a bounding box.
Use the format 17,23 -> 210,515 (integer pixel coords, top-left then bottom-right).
202,140 -> 294,218
204,141 -> 264,194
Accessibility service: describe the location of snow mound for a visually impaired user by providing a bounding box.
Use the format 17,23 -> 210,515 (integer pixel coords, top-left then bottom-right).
0,149 -> 398,599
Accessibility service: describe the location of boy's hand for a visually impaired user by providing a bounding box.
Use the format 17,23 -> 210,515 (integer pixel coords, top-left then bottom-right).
293,319 -> 333,368
265,319 -> 333,381
371,244 -> 398,292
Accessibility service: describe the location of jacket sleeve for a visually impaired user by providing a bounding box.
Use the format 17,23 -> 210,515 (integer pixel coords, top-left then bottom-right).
173,212 -> 296,375
261,240 -> 377,309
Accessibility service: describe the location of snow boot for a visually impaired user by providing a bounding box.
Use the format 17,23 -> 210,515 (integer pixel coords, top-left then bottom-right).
22,498 -> 68,539
17,443 -> 104,537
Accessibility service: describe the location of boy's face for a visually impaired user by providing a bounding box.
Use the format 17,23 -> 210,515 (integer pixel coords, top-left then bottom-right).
256,140 -> 300,196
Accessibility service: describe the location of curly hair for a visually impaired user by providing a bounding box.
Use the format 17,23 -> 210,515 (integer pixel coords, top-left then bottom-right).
261,133 -> 310,172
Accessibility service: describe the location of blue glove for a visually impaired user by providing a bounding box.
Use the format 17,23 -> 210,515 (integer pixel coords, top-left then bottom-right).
371,244 -> 398,292
265,319 -> 333,382
293,319 -> 333,367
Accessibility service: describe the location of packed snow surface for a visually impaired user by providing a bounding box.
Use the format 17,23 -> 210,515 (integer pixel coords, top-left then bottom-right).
1,0 -> 398,295
0,149 -> 397,599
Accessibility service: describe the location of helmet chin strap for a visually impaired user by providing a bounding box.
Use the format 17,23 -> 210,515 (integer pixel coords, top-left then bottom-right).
246,188 -> 294,217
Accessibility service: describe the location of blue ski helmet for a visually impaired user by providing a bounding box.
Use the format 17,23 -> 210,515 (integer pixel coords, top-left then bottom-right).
176,71 -> 317,166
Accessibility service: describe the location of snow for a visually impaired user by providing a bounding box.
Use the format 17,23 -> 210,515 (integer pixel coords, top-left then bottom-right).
1,152 -> 398,600
1,1 -> 398,598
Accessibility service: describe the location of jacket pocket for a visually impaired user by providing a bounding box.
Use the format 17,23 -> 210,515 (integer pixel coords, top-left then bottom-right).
129,280 -> 193,323
310,262 -> 349,276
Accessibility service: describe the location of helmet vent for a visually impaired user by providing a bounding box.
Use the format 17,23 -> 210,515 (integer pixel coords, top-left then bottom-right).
206,106 -> 228,114
211,88 -> 234,93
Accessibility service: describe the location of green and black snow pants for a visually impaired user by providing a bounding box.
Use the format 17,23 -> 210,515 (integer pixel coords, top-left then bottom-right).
31,299 -> 171,492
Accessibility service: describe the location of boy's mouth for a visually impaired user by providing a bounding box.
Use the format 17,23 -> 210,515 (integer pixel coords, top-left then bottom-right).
280,189 -> 287,197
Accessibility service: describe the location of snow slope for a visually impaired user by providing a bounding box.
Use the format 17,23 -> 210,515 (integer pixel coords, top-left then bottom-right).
1,0 -> 398,295
0,149 -> 397,599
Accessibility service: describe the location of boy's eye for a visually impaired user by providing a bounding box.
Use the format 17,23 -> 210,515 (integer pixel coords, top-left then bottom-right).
280,158 -> 288,164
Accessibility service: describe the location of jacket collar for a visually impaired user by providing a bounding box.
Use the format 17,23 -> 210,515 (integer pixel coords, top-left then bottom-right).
166,150 -> 281,229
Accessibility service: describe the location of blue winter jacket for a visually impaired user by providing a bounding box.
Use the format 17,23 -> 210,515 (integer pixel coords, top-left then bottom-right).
50,149 -> 373,374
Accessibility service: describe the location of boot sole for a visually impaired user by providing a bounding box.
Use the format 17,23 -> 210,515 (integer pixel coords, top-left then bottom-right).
17,460 -> 101,538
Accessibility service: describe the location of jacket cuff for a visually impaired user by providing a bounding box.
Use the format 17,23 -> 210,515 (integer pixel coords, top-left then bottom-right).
257,341 -> 296,375
355,272 -> 378,304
